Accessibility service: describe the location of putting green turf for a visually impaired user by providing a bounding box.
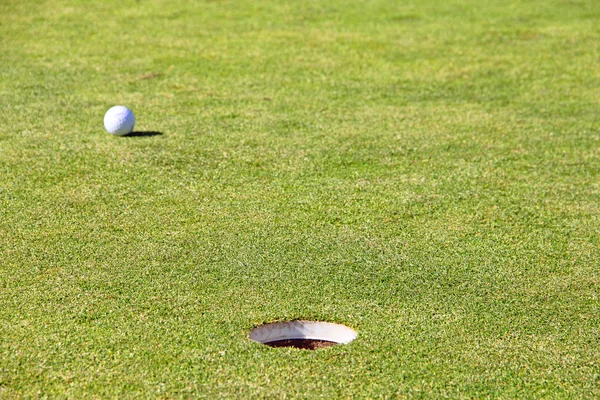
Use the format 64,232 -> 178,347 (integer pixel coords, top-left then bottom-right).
1,0 -> 599,397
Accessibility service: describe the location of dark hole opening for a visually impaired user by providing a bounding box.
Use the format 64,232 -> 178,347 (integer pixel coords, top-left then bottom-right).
264,339 -> 338,350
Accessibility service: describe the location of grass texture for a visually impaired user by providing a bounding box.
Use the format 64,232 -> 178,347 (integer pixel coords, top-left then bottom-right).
1,0 -> 599,397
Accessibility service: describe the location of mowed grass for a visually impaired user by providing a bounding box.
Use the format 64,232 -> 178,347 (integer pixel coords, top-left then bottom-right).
1,0 -> 599,397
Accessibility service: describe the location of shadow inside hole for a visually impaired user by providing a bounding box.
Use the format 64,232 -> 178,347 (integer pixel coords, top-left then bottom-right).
265,339 -> 338,350
124,131 -> 163,137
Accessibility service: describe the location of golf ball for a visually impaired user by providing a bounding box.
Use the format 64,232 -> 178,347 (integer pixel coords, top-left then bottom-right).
104,106 -> 135,136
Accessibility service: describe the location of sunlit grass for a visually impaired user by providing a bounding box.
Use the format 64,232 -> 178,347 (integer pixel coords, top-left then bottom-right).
1,0 -> 599,397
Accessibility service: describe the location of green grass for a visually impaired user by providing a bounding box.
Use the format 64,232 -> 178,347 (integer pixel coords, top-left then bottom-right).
1,0 -> 599,397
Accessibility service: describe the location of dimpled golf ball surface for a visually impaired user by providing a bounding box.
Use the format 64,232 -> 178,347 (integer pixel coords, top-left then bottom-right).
104,106 -> 135,136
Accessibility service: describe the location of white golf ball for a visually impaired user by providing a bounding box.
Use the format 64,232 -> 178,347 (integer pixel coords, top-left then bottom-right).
104,106 -> 135,136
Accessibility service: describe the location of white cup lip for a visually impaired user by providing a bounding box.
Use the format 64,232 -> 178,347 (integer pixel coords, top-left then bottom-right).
249,320 -> 358,345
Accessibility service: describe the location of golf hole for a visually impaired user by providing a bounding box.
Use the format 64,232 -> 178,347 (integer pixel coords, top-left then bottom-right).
249,320 -> 357,350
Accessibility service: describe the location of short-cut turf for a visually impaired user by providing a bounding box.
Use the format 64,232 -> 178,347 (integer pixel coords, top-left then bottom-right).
1,0 -> 599,397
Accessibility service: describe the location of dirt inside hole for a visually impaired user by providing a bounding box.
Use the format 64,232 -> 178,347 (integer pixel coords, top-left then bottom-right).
264,339 -> 338,350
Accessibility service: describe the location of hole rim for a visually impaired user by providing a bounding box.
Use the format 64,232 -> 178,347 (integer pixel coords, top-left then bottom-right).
249,320 -> 357,349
